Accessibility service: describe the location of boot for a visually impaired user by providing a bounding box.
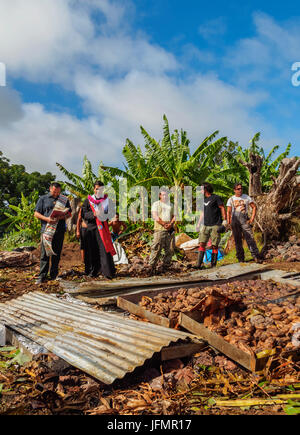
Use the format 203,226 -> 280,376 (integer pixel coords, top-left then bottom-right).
211,252 -> 218,268
196,251 -> 205,269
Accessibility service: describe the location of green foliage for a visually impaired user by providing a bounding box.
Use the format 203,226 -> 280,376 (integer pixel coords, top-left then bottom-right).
0,150 -> 55,233
56,155 -> 119,197
284,400 -> 300,415
0,229 -> 38,251
217,134 -> 292,196
0,191 -> 40,241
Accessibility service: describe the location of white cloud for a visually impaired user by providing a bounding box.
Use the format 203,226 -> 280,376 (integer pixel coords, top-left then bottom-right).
0,87 -> 24,126
198,17 -> 227,40
224,12 -> 300,85
0,103 -> 121,175
0,0 -> 95,83
0,3 -> 298,179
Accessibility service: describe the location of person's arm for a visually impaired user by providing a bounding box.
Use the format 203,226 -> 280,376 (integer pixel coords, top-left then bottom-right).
76,208 -> 82,238
34,210 -> 57,225
34,197 -> 57,224
152,210 -> 168,228
227,206 -> 232,225
119,221 -> 127,234
164,215 -> 176,231
248,202 -> 257,224
196,211 -> 204,231
219,204 -> 227,223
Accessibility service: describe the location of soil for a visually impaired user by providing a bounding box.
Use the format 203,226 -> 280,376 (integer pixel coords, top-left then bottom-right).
0,240 -> 299,415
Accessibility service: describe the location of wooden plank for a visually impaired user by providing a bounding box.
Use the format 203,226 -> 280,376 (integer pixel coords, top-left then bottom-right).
64,263 -> 268,295
161,341 -> 206,361
117,296 -> 171,328
179,312 -> 257,372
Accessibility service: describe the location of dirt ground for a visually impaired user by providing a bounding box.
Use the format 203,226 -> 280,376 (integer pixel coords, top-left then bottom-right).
0,241 -> 299,415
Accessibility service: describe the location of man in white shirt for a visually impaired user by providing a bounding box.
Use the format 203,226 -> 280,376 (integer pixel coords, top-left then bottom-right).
149,189 -> 176,274
227,183 -> 262,263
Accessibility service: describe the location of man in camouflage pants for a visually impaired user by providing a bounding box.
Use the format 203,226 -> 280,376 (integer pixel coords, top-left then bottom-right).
149,189 -> 175,274
227,183 -> 262,263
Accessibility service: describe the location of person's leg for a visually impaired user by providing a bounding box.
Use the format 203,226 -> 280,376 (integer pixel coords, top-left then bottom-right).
149,231 -> 163,272
80,228 -> 86,263
84,228 -> 98,276
49,231 -> 64,279
241,222 -> 261,261
231,219 -> 245,262
197,226 -> 209,269
38,235 -> 49,282
162,232 -> 175,268
95,230 -> 116,279
210,226 -> 221,268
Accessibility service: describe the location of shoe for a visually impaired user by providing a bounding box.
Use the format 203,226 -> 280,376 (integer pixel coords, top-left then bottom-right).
253,257 -> 263,264
196,251 -> 205,269
211,252 -> 218,268
35,277 -> 45,284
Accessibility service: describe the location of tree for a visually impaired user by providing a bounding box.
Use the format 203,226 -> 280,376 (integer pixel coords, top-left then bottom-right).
214,134 -> 293,197
0,151 -> 55,234
0,191 -> 40,241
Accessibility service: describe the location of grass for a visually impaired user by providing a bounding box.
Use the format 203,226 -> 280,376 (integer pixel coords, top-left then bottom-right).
217,232 -> 264,267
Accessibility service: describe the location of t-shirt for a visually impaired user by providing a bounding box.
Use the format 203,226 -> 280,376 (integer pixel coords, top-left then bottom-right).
35,193 -> 71,233
227,194 -> 254,216
152,200 -> 174,231
203,194 -> 223,226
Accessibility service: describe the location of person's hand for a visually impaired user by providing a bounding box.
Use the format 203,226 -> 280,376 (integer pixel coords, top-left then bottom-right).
48,217 -> 57,224
76,231 -> 80,240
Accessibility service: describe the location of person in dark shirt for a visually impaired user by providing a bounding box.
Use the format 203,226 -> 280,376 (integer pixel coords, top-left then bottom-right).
34,182 -> 71,283
195,182 -> 226,269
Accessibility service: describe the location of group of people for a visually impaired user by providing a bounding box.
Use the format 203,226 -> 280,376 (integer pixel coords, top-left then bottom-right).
34,181 -> 262,283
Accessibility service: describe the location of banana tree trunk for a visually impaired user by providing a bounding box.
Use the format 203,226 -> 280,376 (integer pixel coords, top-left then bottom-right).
239,153 -> 263,197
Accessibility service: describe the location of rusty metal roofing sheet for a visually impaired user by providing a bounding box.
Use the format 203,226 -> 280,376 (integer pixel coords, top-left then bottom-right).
0,292 -> 196,385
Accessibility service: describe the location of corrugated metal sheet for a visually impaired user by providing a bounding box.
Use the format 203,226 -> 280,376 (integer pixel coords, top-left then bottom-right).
0,292 -> 196,385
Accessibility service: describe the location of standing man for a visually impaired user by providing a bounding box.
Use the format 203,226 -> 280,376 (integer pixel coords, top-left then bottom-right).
34,182 -> 72,284
81,181 -> 116,279
149,189 -> 176,275
196,183 -> 226,269
226,182 -> 261,263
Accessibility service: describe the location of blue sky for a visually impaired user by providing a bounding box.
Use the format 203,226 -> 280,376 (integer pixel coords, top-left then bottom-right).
0,0 -> 299,178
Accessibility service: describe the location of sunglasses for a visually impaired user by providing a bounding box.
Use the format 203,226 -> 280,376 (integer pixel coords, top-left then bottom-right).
235,188 -> 242,190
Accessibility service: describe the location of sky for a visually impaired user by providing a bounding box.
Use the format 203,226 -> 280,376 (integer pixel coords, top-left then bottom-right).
0,0 -> 299,179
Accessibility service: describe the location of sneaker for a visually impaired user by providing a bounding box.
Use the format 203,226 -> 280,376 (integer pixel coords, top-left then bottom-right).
35,277 -> 45,284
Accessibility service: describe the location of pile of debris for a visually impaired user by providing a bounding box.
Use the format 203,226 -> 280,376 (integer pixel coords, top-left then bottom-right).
117,256 -> 186,277
264,235 -> 300,262
138,280 -> 300,355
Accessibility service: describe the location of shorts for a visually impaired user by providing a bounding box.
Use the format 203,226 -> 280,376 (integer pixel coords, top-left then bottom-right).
198,225 -> 221,246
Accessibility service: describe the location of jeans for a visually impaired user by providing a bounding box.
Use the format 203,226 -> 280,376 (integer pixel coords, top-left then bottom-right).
39,231 -> 65,280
